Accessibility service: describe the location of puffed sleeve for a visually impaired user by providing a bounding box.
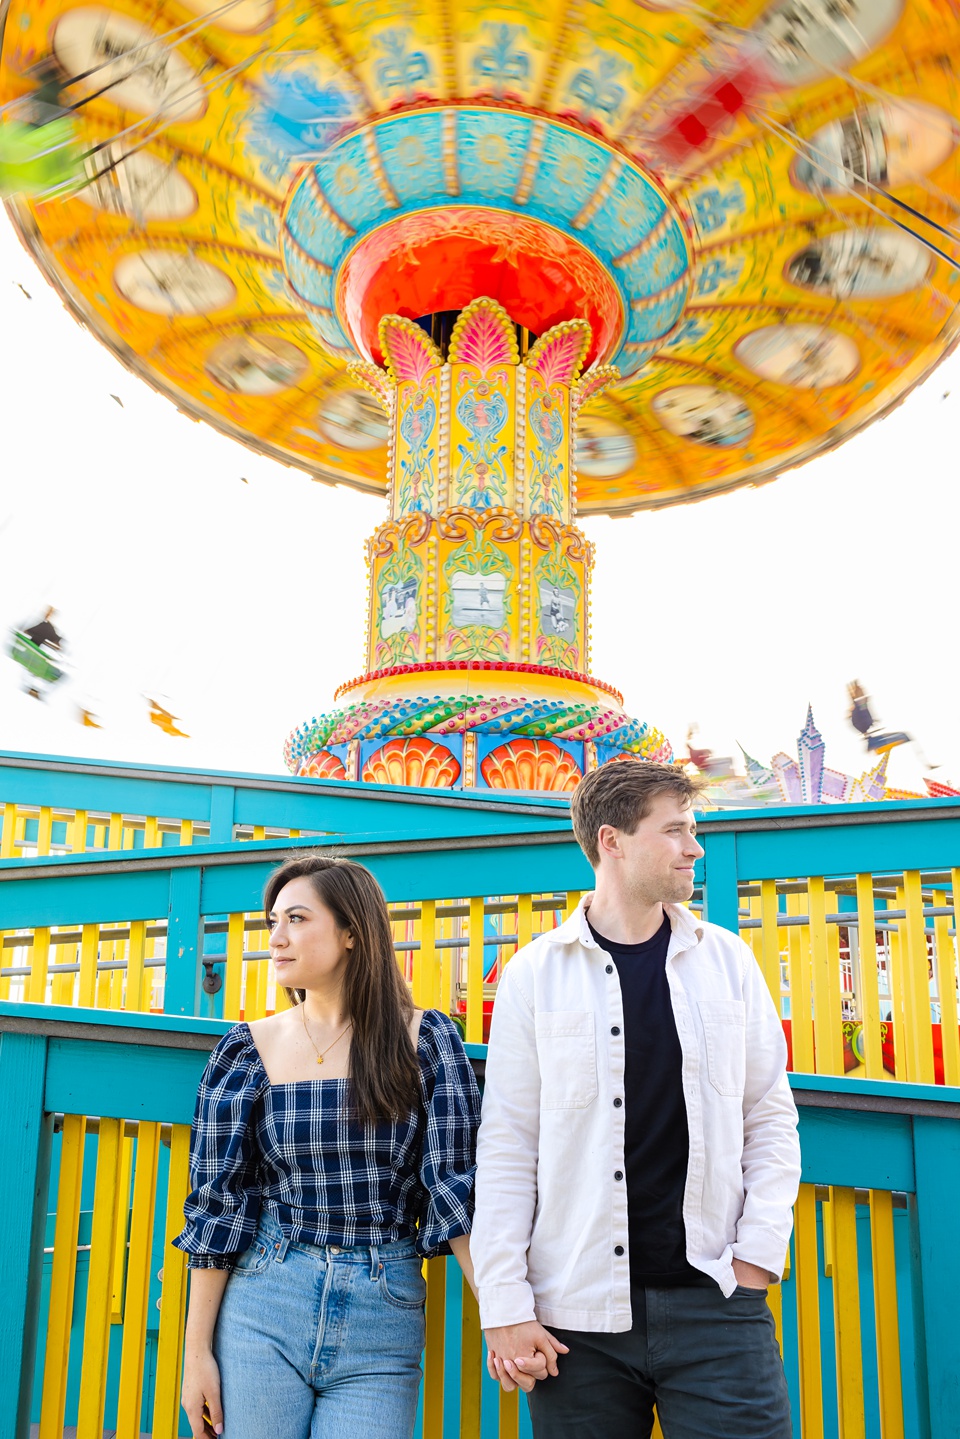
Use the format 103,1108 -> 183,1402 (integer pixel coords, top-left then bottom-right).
172,1026 -> 267,1270
416,1010 -> 482,1258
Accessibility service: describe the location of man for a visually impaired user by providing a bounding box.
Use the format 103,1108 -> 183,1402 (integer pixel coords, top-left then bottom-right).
473,760 -> 800,1437
14,605 -> 64,700
23,605 -> 62,652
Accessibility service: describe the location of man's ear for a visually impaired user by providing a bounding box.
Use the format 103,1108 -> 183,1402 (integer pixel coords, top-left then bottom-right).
596,824 -> 622,860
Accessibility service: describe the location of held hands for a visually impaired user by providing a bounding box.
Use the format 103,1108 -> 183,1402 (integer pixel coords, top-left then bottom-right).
182,1347 -> 224,1438
484,1320 -> 570,1394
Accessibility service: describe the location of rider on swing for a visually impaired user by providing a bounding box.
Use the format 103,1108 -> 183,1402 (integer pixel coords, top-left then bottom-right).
0,57 -> 84,198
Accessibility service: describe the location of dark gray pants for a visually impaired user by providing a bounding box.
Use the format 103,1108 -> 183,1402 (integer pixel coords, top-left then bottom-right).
527,1285 -> 792,1439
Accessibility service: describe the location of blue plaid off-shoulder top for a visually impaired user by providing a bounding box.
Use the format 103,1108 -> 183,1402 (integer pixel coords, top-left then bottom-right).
173,1010 -> 481,1270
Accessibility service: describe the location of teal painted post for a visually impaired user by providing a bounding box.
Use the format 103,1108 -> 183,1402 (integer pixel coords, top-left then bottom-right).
165,867 -> 202,1015
701,830 -> 740,935
208,786 -> 236,844
912,1114 -> 960,1437
0,1031 -> 50,1439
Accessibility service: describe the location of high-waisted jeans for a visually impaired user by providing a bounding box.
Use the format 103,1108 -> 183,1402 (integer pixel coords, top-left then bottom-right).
527,1283 -> 792,1439
212,1212 -> 426,1439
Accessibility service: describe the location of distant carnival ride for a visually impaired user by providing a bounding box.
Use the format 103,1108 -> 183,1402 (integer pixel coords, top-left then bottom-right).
692,705 -> 956,808
4,1 -> 960,789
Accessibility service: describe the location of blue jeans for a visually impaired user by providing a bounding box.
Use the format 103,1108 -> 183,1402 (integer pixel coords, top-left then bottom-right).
527,1284 -> 792,1439
213,1213 -> 426,1439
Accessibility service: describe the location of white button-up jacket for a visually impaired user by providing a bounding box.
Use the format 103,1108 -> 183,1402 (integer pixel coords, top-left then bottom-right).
472,896 -> 801,1332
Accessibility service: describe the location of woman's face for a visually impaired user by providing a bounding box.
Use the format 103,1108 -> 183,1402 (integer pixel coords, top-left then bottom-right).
267,876 -> 353,993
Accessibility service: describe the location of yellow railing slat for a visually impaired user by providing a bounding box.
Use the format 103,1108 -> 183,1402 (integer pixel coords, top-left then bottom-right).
110,948 -> 125,1009
246,942 -> 268,1020
788,891 -> 815,1073
829,1187 -> 865,1439
126,919 -> 147,1012
810,877 -> 844,1076
794,1185 -> 824,1439
422,1257 -> 446,1435
116,1123 -> 162,1439
39,1114 -> 86,1439
499,1385 -> 520,1439
108,813 -> 123,851
110,1135 -> 134,1324
563,890 -> 582,919
459,1280 -> 483,1438
77,1117 -> 124,1439
72,808 -> 88,854
418,899 -> 437,1009
516,892 -> 533,954
0,801 -> 18,858
37,806 -> 54,857
224,911 -> 245,1020
869,1190 -> 905,1439
902,872 -> 935,1084
767,1282 -> 783,1353
759,880 -> 782,1008
889,894 -> 908,1082
467,896 -> 485,1045
152,1124 -> 191,1439
937,882 -> 960,1087
96,939 -> 113,1008
439,904 -> 454,1024
743,891 -> 763,969
855,876 -> 884,1080
27,926 -> 51,1005
52,931 -> 75,1007
274,975 -> 292,1012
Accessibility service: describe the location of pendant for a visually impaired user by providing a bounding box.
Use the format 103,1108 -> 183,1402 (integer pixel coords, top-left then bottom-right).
316,1055 -> 324,1065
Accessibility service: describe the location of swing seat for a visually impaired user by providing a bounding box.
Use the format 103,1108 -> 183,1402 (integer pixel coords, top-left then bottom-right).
0,114 -> 83,197
9,632 -> 63,683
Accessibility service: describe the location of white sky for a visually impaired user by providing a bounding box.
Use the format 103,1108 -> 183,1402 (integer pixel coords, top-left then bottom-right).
1,210 -> 957,792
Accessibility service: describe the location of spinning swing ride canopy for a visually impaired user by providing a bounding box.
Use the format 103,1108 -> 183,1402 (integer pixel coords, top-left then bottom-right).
3,1 -> 960,515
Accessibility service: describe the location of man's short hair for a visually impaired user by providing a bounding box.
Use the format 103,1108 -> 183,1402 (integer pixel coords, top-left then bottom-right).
571,759 -> 704,867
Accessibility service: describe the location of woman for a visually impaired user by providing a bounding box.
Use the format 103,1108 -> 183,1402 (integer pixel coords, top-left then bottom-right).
174,855 -> 485,1438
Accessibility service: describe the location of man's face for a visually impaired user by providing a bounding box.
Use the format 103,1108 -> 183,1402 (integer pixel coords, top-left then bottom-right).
598,792 -> 704,906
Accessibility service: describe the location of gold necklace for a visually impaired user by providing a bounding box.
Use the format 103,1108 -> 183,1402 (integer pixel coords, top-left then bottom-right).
300,1005 -> 352,1066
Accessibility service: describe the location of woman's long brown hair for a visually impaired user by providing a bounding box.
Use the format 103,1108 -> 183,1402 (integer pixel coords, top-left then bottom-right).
263,855 -> 420,1126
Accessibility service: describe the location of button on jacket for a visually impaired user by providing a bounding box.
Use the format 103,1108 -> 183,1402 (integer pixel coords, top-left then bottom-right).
472,897 -> 801,1333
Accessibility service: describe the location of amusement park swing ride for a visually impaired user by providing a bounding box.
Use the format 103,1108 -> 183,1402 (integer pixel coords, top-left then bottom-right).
3,0 -> 960,797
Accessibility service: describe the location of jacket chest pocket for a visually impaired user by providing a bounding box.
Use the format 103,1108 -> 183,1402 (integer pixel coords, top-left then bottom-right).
698,1000 -> 746,1097
536,1010 -> 598,1110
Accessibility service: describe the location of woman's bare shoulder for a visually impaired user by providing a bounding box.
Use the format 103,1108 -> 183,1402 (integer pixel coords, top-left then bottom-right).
247,1011 -> 297,1045
247,1012 -> 291,1034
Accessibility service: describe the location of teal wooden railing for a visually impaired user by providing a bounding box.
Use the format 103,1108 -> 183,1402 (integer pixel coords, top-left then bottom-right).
2,1005 -> 958,1439
0,750 -> 571,856
3,765 -> 960,1087
3,753 -> 960,1439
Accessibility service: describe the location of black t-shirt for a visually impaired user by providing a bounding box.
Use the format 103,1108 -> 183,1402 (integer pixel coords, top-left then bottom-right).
588,912 -> 712,1289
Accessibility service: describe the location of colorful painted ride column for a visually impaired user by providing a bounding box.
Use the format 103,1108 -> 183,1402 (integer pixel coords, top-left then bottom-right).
285,298 -> 672,791
277,108 -> 698,791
